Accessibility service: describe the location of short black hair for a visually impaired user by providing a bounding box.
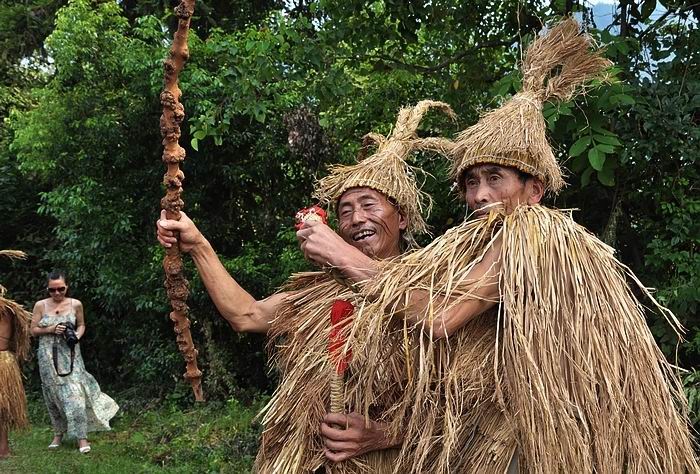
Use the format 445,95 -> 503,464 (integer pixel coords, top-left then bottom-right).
47,269 -> 67,284
514,167 -> 534,184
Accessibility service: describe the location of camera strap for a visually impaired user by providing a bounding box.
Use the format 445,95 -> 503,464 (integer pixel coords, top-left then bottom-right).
53,336 -> 75,377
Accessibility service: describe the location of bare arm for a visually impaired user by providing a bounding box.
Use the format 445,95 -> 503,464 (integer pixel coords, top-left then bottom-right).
188,236 -> 286,333
399,238 -> 502,339
157,210 -> 282,333
296,221 -> 379,282
73,299 -> 86,339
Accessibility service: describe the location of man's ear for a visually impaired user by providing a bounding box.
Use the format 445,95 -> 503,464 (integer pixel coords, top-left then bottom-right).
528,178 -> 545,204
398,210 -> 408,231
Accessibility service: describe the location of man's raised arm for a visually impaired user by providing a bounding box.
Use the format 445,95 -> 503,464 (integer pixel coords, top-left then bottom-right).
157,210 -> 283,333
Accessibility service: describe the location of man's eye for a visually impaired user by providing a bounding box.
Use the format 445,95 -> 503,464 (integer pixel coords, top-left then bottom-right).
489,175 -> 501,182
466,180 -> 477,187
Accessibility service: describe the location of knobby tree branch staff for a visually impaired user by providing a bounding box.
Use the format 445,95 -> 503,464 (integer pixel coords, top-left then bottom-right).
301,18 -> 699,473
0,251 -> 31,460
157,101 -> 455,472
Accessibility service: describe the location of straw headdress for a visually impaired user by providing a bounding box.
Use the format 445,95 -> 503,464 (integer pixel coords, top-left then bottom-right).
313,100 -> 456,244
451,17 -> 612,194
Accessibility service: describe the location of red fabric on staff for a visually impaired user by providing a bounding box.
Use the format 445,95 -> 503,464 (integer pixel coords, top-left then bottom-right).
328,299 -> 354,374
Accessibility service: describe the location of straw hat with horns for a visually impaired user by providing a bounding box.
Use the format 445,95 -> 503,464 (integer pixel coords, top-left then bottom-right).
313,100 -> 456,246
450,17 -> 612,195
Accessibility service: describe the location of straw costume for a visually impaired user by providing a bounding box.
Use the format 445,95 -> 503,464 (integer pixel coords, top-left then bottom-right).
347,18 -> 699,473
0,251 -> 31,435
254,101 -> 455,473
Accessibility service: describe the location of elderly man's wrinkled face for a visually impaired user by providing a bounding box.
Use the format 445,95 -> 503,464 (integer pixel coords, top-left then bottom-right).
463,165 -> 544,215
337,187 -> 407,259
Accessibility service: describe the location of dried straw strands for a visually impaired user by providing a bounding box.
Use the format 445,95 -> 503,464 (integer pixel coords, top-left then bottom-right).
350,205 -> 698,473
346,213 -> 515,474
255,272 -> 402,473
0,250 -> 31,361
0,250 -> 31,432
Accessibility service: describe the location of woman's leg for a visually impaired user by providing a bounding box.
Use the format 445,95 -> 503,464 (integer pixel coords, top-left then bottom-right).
42,384 -> 66,442
60,383 -> 88,442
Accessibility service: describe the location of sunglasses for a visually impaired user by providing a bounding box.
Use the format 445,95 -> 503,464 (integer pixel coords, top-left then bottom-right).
47,287 -> 66,294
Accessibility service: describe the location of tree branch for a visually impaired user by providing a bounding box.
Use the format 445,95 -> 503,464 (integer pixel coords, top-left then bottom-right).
638,3 -> 698,41
353,35 -> 520,74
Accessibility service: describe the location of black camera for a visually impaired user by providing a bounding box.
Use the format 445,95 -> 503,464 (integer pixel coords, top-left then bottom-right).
62,322 -> 79,349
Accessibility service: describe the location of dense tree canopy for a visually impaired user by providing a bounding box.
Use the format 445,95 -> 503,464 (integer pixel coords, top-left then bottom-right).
0,0 -> 697,418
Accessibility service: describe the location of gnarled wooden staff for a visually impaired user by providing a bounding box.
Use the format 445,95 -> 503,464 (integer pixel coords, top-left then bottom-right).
160,0 -> 203,402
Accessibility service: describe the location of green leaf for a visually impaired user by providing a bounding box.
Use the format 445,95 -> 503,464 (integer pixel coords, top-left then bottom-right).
581,167 -> 594,187
570,153 -> 588,173
597,167 -> 615,186
588,147 -> 606,171
616,41 -> 630,56
190,137 -> 199,151
611,94 -> 636,105
593,134 -> 622,146
570,136 -> 591,157
641,0 -> 657,20
558,105 -> 573,116
595,143 -> 616,154
193,130 -> 207,140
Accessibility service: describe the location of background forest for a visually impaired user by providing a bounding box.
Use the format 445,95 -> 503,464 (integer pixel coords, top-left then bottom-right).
0,0 -> 698,471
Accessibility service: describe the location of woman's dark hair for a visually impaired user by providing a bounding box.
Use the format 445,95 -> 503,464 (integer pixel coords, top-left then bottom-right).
47,269 -> 67,284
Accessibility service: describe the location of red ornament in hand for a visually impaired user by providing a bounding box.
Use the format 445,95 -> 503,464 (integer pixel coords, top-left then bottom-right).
294,205 -> 328,230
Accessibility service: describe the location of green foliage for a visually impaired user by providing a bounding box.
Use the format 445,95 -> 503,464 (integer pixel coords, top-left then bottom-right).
3,396 -> 263,473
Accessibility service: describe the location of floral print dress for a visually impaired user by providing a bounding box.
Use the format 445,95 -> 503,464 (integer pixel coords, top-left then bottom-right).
37,300 -> 119,439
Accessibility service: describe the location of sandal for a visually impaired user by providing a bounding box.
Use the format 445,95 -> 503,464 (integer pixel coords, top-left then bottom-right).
79,446 -> 91,454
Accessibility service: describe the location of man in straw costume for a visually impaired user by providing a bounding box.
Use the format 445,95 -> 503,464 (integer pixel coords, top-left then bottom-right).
0,251 -> 31,459
157,100 -> 455,472
304,18 -> 699,473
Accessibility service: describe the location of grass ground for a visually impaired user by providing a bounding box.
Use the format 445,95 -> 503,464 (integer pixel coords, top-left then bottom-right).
1,395 -> 264,473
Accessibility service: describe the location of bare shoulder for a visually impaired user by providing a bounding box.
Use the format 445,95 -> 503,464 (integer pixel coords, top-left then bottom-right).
72,298 -> 83,308
33,299 -> 48,311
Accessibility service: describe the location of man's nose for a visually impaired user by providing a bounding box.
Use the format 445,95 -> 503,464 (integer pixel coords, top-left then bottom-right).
474,183 -> 491,203
349,208 -> 368,225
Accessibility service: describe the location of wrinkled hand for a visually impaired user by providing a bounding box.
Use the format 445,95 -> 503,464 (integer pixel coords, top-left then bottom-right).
156,210 -> 205,253
296,220 -> 350,268
320,412 -> 394,462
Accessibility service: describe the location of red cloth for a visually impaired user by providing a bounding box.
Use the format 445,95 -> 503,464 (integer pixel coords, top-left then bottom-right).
328,299 -> 354,374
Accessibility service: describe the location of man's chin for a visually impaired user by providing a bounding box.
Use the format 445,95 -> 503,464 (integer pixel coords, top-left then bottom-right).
349,240 -> 377,258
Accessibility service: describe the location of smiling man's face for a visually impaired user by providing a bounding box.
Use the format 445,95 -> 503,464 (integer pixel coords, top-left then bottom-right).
336,187 -> 407,259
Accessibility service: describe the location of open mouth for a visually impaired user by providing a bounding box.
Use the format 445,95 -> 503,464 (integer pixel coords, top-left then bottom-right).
352,229 -> 376,242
